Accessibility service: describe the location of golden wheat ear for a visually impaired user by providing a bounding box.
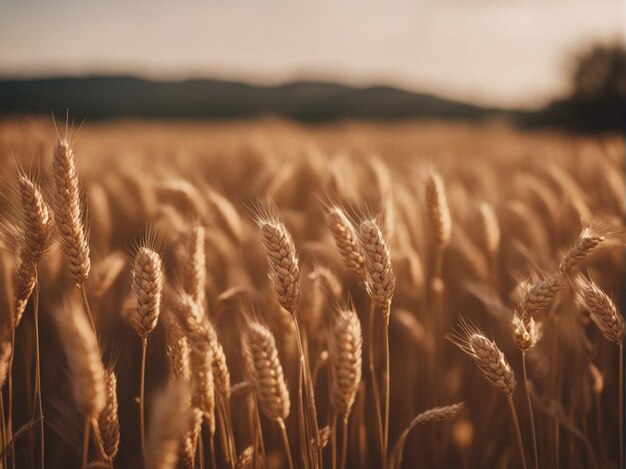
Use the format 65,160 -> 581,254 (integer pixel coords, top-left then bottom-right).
129,230 -> 164,339
253,204 -> 301,315
51,138 -> 91,286
327,305 -> 362,417
94,369 -> 120,464
356,218 -> 395,321
242,320 -> 290,422
325,204 -> 366,282
389,403 -> 466,469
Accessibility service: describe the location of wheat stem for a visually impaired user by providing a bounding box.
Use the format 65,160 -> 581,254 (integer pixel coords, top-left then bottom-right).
507,396 -> 528,469
0,394 -> 6,469
331,413 -> 337,469
277,418 -> 294,469
139,338 -> 147,460
7,330 -> 14,469
296,363 -> 309,468
252,397 -> 265,468
340,415 -> 349,469
197,435 -> 204,469
522,353 -> 538,469
367,301 -> 384,459
383,321 -> 390,466
80,287 -> 96,333
293,318 -> 320,467
619,343 -> 623,469
208,429 -> 217,469
82,418 -> 90,469
32,280 -> 44,469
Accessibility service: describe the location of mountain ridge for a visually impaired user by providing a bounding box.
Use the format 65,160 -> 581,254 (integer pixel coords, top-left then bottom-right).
0,75 -> 522,121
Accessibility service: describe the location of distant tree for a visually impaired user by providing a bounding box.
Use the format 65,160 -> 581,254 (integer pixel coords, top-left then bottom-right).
523,41 -> 625,132
570,43 -> 625,101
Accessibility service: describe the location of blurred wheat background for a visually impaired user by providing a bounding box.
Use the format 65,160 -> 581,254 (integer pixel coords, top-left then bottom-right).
0,119 -> 622,469
0,1 -> 624,468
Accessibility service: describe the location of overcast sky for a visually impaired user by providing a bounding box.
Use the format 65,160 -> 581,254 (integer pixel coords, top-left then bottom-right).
0,0 -> 623,109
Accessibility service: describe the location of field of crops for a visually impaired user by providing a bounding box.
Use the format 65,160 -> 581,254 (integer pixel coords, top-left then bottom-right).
0,118 -> 623,469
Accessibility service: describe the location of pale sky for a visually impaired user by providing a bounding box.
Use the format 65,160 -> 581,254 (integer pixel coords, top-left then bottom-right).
0,0 -> 623,109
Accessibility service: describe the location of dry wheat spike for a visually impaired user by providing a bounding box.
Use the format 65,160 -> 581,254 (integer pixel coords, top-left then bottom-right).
326,205 -> 366,282
190,348 -> 216,435
235,446 -> 254,469
130,246 -> 163,338
389,402 -> 465,469
95,370 -> 121,463
576,276 -> 624,345
328,306 -> 362,417
17,174 -> 53,264
559,227 -> 605,277
53,301 -> 105,419
425,171 -> 451,249
512,315 -> 543,353
178,407 -> 203,469
182,224 -> 206,309
256,211 -> 301,315
243,321 -> 290,422
478,202 -> 500,255
516,273 -> 565,321
450,320 -> 516,395
51,139 -> 91,285
0,341 -> 12,389
13,258 -> 36,329
357,219 -> 395,321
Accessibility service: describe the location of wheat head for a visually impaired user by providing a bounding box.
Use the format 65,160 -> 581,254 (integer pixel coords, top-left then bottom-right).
51,138 -> 91,285
243,321 -> 290,422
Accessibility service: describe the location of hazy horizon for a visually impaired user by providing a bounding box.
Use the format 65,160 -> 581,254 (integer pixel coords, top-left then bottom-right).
1,0 -> 623,109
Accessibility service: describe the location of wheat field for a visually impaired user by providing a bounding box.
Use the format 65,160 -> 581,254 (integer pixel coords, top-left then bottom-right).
0,117 -> 623,469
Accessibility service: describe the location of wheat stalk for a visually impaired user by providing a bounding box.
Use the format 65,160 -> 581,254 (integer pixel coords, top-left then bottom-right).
130,246 -> 163,339
425,171 -> 451,251
190,349 -> 216,436
12,259 -> 36,330
255,213 -> 300,315
326,206 -> 366,282
178,408 -> 203,469
328,306 -> 362,417
243,321 -> 294,469
357,219 -> 395,321
17,172 -> 53,469
53,301 -> 105,419
235,446 -> 254,469
389,402 -> 465,469
512,314 -> 542,469
255,207 -> 322,466
181,224 -> 206,309
51,138 -> 91,286
328,306 -> 362,469
516,273 -> 565,322
95,370 -> 120,465
53,300 -> 105,468
576,276 -> 624,345
164,319 -> 192,383
450,320 -> 526,469
357,217 -> 394,465
129,243 -> 163,459
17,174 -> 53,264
575,275 -> 624,467
144,383 -> 192,469
243,322 -> 290,422
559,227 -> 605,277
478,202 -> 500,256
